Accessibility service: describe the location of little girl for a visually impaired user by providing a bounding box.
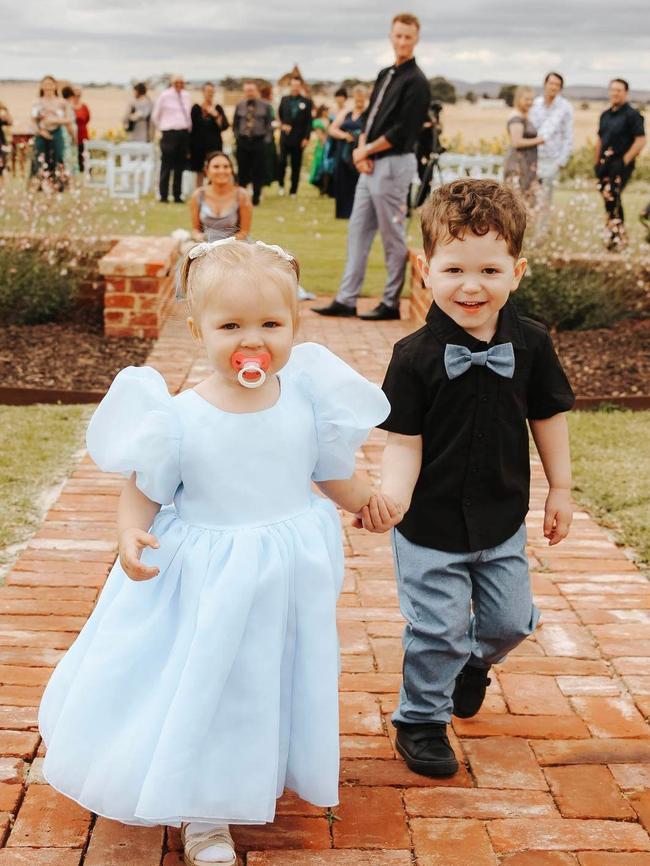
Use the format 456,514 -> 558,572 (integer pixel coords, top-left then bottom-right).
38,238 -> 400,866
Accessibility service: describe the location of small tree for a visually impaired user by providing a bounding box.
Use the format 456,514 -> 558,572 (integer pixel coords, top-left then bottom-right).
465,90 -> 477,104
498,84 -> 517,107
429,76 -> 456,104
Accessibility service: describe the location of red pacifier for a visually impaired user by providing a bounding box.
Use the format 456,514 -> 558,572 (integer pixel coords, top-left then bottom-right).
230,351 -> 272,389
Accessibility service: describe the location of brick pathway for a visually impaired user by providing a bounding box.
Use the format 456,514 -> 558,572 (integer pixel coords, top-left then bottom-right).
1,301 -> 650,865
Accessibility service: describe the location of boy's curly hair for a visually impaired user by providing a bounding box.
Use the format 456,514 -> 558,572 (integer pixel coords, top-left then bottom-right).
421,179 -> 527,259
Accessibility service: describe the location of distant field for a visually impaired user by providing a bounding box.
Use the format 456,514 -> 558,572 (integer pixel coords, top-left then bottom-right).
2,80 -> 607,148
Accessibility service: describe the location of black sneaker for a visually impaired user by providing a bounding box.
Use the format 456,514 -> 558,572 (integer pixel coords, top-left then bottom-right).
358,302 -> 400,321
452,664 -> 491,719
394,722 -> 459,777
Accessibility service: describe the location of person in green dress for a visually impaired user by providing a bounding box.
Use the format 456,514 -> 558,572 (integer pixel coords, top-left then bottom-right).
309,105 -> 330,191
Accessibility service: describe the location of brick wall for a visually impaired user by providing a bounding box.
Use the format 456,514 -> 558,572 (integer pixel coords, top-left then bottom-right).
99,237 -> 181,338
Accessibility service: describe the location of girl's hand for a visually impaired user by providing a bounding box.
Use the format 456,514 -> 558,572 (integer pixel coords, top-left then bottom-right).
353,493 -> 404,533
118,528 -> 160,581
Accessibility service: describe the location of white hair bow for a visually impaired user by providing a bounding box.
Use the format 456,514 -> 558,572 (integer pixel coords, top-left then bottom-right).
187,237 -> 237,260
254,240 -> 295,262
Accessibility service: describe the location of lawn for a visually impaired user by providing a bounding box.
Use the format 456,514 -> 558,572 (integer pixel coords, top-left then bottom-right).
569,409 -> 650,566
0,405 -> 91,572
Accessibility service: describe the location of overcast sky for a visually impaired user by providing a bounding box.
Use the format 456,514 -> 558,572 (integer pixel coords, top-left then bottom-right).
3,0 -> 650,89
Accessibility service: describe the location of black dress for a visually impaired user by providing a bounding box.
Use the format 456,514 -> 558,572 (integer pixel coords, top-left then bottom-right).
190,104 -> 229,172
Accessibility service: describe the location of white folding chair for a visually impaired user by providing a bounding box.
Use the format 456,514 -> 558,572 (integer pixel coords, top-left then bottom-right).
83,140 -> 115,189
110,142 -> 157,199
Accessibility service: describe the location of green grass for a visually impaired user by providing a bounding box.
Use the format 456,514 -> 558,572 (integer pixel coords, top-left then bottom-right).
0,405 -> 92,569
569,409 -> 650,566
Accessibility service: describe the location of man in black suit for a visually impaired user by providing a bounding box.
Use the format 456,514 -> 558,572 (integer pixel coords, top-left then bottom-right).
277,76 -> 312,196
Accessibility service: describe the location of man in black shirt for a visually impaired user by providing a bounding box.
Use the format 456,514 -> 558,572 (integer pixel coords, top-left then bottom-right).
361,180 -> 574,777
277,76 -> 313,196
595,78 -> 646,249
313,13 -> 430,320
234,81 -> 274,206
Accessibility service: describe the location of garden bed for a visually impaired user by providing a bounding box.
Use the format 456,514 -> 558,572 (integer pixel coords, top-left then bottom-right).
0,308 -> 152,395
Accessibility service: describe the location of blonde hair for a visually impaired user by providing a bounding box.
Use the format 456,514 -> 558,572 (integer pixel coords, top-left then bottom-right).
178,241 -> 300,324
514,86 -> 534,109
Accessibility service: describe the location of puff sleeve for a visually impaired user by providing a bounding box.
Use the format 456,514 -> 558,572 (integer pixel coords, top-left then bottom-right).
86,366 -> 182,505
289,342 -> 390,481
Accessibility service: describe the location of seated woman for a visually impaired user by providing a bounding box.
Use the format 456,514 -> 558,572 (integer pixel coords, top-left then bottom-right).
189,151 -> 252,242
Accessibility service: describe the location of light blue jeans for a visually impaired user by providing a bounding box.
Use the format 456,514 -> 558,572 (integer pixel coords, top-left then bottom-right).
391,523 -> 539,725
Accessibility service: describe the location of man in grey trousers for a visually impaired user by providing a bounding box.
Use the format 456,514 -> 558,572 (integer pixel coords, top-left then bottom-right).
313,12 -> 430,320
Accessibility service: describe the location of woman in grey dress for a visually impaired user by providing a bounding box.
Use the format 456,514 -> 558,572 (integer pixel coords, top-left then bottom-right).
189,151 -> 252,241
123,83 -> 153,143
504,86 -> 545,206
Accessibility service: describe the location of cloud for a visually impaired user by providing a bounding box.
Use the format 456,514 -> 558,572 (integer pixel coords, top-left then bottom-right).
3,0 -> 649,88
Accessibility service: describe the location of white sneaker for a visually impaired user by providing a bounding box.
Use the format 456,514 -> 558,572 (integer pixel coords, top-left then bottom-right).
278,187 -> 285,197
298,285 -> 316,301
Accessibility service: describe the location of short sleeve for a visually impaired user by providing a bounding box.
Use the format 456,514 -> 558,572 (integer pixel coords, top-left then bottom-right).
527,331 -> 575,420
631,109 -> 645,138
288,343 -> 390,481
86,366 -> 182,505
378,344 -> 426,435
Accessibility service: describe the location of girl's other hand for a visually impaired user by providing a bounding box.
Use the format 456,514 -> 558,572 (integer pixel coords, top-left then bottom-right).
118,528 -> 160,581
354,493 -> 403,533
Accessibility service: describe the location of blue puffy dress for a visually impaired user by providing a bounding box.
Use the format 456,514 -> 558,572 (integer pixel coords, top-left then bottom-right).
38,342 -> 390,827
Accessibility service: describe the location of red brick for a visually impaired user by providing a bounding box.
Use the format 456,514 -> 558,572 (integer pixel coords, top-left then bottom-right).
608,763 -> 650,790
534,739 -> 650,766
404,787 -> 556,818
0,758 -> 25,784
0,731 -> 40,759
499,674 -> 574,715
370,638 -> 402,672
0,851 -> 82,865
0,706 -> 39,731
130,312 -> 158,327
339,759 -> 472,788
339,693 -> 383,736
104,293 -> 135,309
0,685 -> 43,707
0,781 -> 23,811
84,817 -> 164,866
332,787 -> 409,849
231,817 -> 331,851
501,855 -> 578,866
8,785 -> 91,847
578,855 -> 650,866
535,624 -> 600,659
453,713 -> 589,739
247,853 -> 412,866
410,818 -> 498,866
339,673 -> 401,694
544,766 -> 635,819
464,738 -> 547,790
499,658 -> 609,676
571,696 -> 650,737
104,278 -> 126,292
276,790 -> 326,817
104,310 -> 126,323
630,790 -> 650,833
129,278 -> 159,293
487,818 -> 650,853
339,735 -> 394,759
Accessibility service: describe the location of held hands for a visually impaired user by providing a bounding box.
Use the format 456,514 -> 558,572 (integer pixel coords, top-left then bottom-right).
352,145 -> 373,174
352,493 -> 404,533
118,528 -> 160,581
543,487 -> 573,546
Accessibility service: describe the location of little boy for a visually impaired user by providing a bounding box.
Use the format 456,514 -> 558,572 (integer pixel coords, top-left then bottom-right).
366,179 -> 575,777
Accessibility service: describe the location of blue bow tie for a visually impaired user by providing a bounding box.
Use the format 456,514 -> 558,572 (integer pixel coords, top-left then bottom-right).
444,342 -> 515,381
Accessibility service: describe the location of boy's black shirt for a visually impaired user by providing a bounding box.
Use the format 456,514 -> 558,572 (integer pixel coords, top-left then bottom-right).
379,300 -> 575,553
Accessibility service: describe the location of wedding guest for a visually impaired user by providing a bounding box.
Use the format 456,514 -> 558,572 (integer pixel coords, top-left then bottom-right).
71,87 -> 90,172
0,100 -> 12,187
30,75 -> 67,189
504,86 -> 544,208
309,105 -> 330,191
328,84 -> 369,218
320,86 -> 349,198
123,83 -> 153,142
595,78 -> 646,249
278,76 -> 313,196
189,151 -> 252,241
233,81 -> 273,205
313,13 -> 430,320
152,73 -> 192,203
529,72 -> 573,228
259,82 -> 278,187
333,87 -> 348,113
190,82 -> 229,187
60,85 -> 79,181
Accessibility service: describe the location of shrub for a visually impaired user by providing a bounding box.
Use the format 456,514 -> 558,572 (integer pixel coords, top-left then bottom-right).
513,257 -> 627,331
0,243 -> 80,324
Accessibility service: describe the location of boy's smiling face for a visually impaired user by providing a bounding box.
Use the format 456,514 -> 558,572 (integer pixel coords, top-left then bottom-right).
420,229 -> 527,343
